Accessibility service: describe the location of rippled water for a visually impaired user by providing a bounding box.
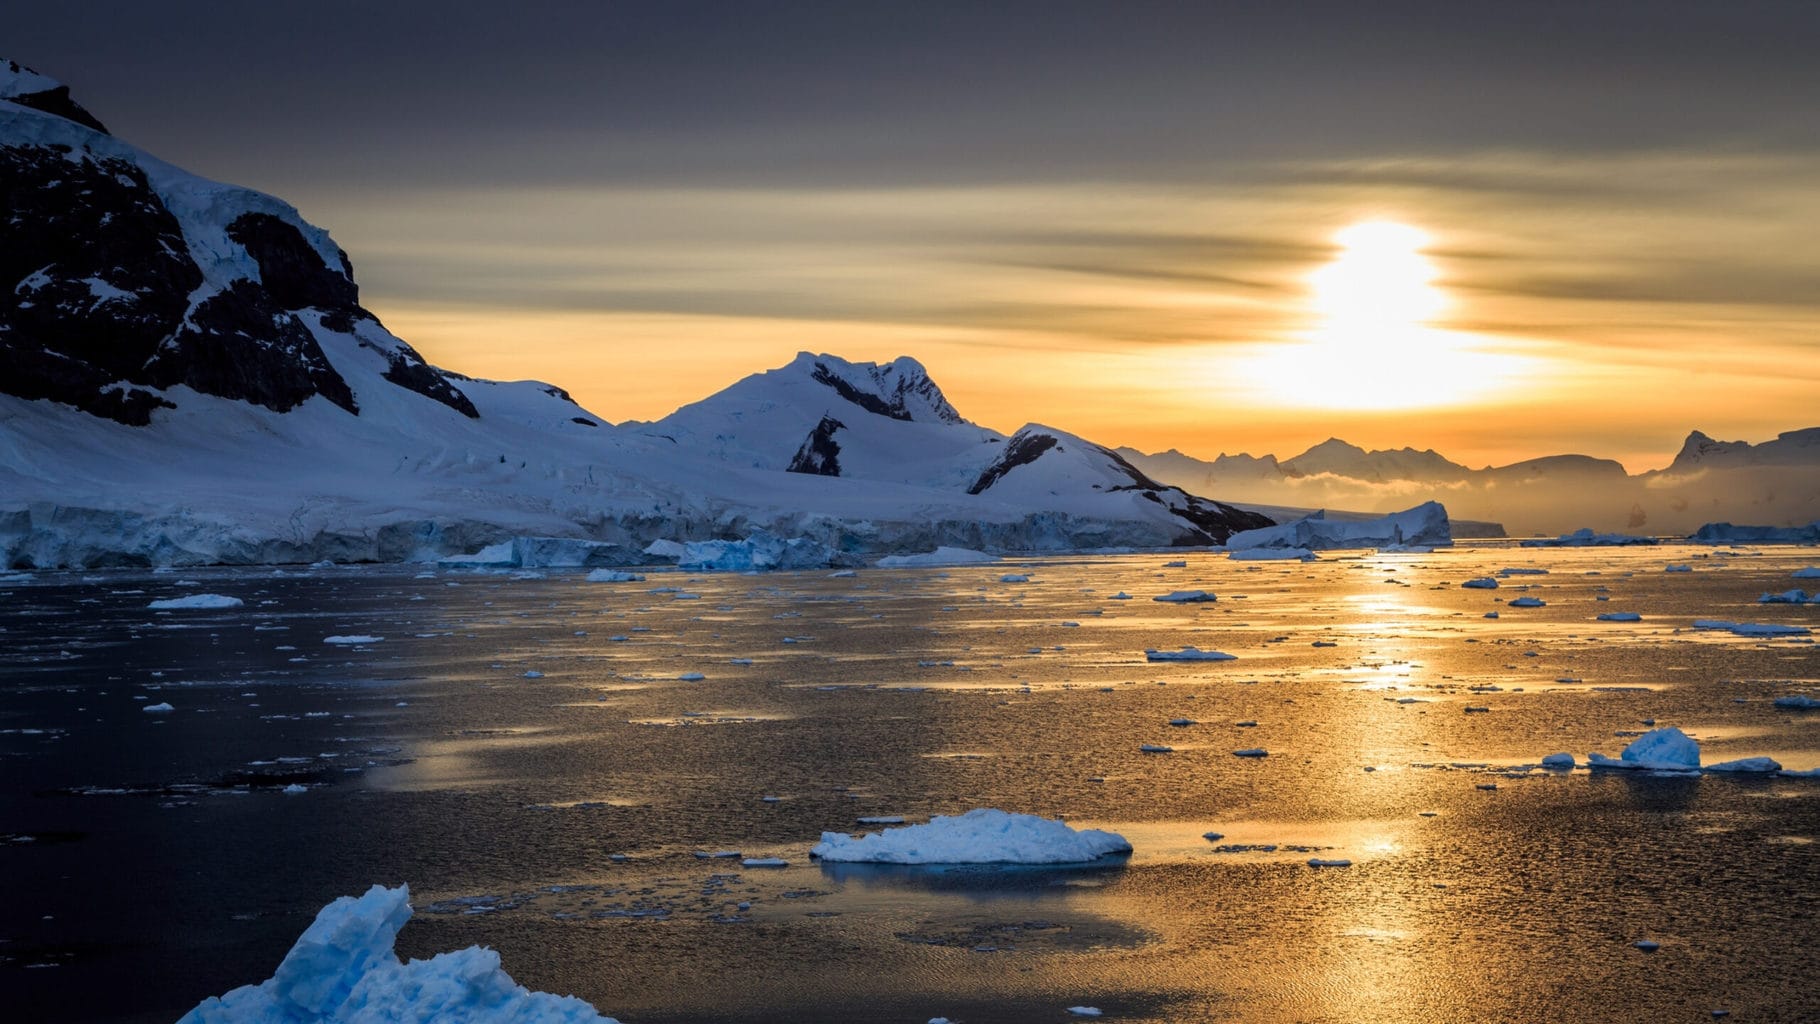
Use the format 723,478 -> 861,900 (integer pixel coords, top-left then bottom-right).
3,546 -> 1817,1022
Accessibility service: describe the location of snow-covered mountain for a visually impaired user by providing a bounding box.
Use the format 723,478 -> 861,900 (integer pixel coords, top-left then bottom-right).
0,61 -> 1271,567
1121,428 -> 1820,537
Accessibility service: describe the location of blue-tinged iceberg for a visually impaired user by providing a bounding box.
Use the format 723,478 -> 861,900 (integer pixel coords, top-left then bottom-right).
1225,501 -> 1451,552
179,884 -> 617,1023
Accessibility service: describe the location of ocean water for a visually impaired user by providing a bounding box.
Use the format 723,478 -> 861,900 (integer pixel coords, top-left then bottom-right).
2,547 -> 1817,1023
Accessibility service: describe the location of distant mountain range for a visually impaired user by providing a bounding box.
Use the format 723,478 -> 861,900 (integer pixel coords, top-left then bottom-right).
1120,428 -> 1820,537
0,60 -> 1269,567
2,59 -> 1811,566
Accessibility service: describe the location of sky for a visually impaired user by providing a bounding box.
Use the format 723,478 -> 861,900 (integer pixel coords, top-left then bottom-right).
13,1 -> 1820,471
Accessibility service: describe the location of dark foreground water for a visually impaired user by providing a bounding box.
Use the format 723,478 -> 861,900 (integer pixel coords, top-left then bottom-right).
1,546 -> 1817,1023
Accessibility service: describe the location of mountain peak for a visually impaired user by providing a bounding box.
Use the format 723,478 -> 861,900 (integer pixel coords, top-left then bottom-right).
786,351 -> 965,425
1,59 -> 108,134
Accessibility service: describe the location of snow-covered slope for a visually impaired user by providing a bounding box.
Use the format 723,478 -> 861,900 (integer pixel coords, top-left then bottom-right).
0,60 -> 1275,567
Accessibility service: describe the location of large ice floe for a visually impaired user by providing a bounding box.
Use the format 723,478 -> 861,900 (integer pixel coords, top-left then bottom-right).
1587,727 -> 1701,772
1224,501 -> 1451,552
178,884 -> 617,1023
810,809 -> 1131,865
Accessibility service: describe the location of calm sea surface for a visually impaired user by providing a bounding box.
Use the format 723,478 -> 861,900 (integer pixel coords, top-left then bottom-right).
2,546 -> 1817,1023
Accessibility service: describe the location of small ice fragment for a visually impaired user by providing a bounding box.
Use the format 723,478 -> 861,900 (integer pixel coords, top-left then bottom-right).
1110,592 -> 1132,600
741,858 -> 788,868
1168,718 -> 1195,727
585,569 -> 645,582
1476,783 -> 1498,791
694,850 -> 742,859
1463,706 -> 1490,713
142,702 -> 175,713
1145,647 -> 1236,662
1793,567 -> 1820,579
1705,757 -> 1781,773
1460,578 -> 1498,590
1484,612 -> 1499,619
1163,560 -> 1187,567
762,796 -> 782,803
282,784 -> 307,795
1066,1008 -> 1102,1017
679,672 -> 705,681
1153,590 -> 1215,603
1774,694 -> 1820,709
147,594 -> 243,609
523,670 -> 544,679
1541,753 -> 1575,769
999,574 -> 1031,583
1596,612 -> 1641,622
1231,748 -> 1268,758
1202,832 -> 1224,841
1235,720 -> 1257,727
1508,597 -> 1546,608
323,635 -> 383,645
1140,744 -> 1174,754
1664,564 -> 1691,573
1307,858 -> 1351,868
1634,940 -> 1660,952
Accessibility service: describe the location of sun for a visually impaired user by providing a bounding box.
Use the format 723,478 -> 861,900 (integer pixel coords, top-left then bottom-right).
1236,219 -> 1524,411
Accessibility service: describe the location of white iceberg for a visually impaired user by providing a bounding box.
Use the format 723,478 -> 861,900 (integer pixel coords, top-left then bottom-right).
1587,726 -> 1700,772
810,808 -> 1131,865
1153,590 -> 1215,603
1226,501 -> 1450,552
876,547 -> 999,568
148,593 -> 243,609
177,884 -> 616,1023
1145,647 -> 1237,662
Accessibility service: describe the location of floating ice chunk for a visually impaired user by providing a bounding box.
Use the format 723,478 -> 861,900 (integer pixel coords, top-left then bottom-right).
1460,578 -> 1498,590
1664,564 -> 1692,573
143,702 -> 175,713
693,850 -> 741,860
585,570 -> 645,583
1498,568 -> 1548,576
1307,858 -> 1351,868
1596,612 -> 1642,622
1228,548 -> 1314,561
1163,560 -> 1187,567
1634,940 -> 1660,952
1794,567 -> 1820,579
828,570 -> 858,578
1140,744 -> 1174,754
1540,753 -> 1575,769
1484,611 -> 1498,619
999,574 -> 1031,583
524,670 -> 544,679
282,783 -> 308,795
741,858 -> 788,868
1758,589 -> 1815,604
323,635 -> 383,645
1773,694 -> 1820,709
148,594 -> 243,610
1168,718 -> 1195,727
1231,748 -> 1268,758
1508,597 -> 1546,608
176,885 -> 615,1023
1153,590 -> 1215,603
1692,620 -> 1811,638
1109,592 -> 1132,600
678,672 -> 705,681
1145,647 -> 1237,662
1520,528 -> 1657,548
858,816 -> 906,825
876,547 -> 999,568
1779,767 -> 1820,778
1067,1009 -> 1103,1018
810,808 -> 1131,865
1705,757 -> 1781,773
1588,726 -> 1700,772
